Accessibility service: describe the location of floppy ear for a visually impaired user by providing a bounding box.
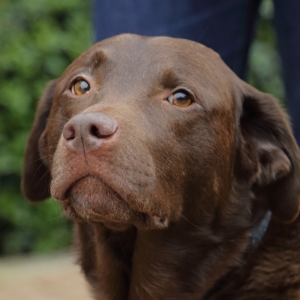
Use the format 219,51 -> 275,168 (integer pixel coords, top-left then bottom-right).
236,81 -> 300,223
21,80 -> 57,201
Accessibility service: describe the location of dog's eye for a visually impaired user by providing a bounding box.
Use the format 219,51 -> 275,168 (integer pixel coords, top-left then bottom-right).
71,79 -> 90,95
167,91 -> 193,108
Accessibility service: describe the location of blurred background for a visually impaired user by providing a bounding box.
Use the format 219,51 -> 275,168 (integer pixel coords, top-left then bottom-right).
0,0 -> 93,298
0,0 -> 92,257
0,0 -> 285,298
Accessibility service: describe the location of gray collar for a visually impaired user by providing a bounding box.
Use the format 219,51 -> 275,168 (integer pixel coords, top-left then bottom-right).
250,211 -> 271,250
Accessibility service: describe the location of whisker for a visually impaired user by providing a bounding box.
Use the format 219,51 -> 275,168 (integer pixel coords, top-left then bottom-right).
181,215 -> 203,231
46,117 -> 69,123
29,155 -> 53,165
34,168 -> 51,189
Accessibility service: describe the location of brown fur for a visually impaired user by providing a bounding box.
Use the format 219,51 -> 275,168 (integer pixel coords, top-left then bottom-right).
22,34 -> 300,300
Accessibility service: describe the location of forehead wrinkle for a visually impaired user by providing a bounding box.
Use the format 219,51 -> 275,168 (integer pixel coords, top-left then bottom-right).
89,49 -> 107,70
159,69 -> 182,90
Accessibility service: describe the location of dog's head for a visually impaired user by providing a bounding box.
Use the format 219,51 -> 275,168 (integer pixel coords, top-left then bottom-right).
22,34 -> 300,230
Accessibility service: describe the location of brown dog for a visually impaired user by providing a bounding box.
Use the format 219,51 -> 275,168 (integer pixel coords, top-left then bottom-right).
22,34 -> 300,300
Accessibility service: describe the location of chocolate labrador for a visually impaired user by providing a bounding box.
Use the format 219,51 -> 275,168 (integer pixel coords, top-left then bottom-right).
22,34 -> 300,300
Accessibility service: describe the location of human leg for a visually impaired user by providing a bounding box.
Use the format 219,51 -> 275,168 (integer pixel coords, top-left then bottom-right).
93,0 -> 261,78
273,0 -> 300,144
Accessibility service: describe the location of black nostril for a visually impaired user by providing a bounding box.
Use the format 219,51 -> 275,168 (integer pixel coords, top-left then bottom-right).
90,125 -> 102,138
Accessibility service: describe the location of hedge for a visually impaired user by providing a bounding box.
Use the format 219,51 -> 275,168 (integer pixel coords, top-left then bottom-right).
0,0 -> 284,255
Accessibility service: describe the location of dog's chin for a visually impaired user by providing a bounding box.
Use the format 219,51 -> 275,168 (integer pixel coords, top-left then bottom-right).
62,175 -> 138,227
57,175 -> 170,230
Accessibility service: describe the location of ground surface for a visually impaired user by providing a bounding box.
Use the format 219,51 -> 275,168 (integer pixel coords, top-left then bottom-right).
0,252 -> 92,300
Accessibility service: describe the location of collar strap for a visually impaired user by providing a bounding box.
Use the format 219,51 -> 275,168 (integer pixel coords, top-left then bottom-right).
250,211 -> 271,251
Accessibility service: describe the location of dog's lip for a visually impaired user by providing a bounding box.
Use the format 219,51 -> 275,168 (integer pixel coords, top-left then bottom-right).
51,173 -> 86,201
52,173 -> 169,229
57,173 -> 127,204
74,174 -> 126,202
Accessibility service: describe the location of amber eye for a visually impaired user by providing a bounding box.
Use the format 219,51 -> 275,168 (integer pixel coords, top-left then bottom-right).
167,91 -> 193,107
71,79 -> 90,95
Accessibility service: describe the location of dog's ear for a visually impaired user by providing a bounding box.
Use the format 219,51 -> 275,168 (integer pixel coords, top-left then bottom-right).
21,80 -> 57,201
236,80 -> 300,223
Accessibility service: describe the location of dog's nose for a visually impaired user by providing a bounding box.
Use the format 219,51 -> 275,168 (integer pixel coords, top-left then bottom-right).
62,112 -> 118,152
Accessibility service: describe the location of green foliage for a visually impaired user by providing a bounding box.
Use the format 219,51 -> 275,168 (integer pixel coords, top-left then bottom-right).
0,0 -> 92,255
0,0 -> 285,255
248,0 -> 285,103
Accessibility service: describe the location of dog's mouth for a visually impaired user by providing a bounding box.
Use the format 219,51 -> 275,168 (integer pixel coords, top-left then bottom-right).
62,175 -> 136,224
55,175 -> 169,229
49,137 -> 171,229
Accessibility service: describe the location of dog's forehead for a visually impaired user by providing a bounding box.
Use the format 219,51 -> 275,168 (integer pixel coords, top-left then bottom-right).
90,33 -> 216,58
71,34 -> 229,81
60,34 -> 237,110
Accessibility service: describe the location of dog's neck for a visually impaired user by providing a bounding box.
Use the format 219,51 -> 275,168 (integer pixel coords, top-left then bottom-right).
76,218 -> 251,300
129,226 -> 250,300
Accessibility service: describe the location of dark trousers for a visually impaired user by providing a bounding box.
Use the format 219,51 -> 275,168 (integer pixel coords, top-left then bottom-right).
93,0 -> 300,144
